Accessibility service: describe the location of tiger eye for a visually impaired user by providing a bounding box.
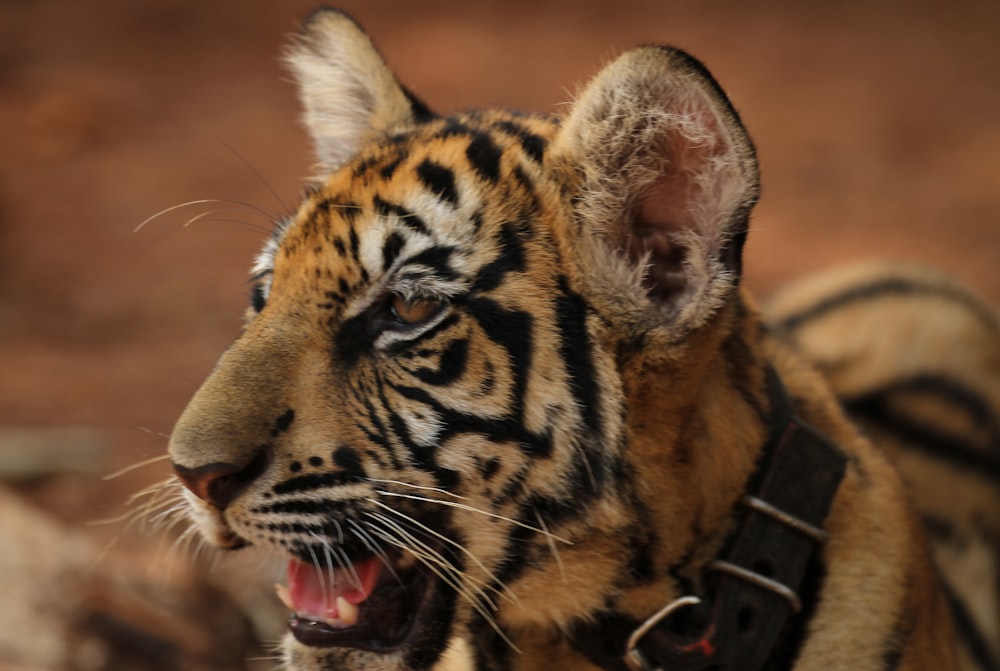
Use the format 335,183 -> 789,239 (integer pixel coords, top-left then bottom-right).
389,296 -> 444,325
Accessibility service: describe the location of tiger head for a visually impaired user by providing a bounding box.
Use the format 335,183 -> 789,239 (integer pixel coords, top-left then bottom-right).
168,9 -> 761,671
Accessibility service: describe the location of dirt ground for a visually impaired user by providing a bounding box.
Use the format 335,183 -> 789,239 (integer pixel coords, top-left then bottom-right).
0,0 -> 998,666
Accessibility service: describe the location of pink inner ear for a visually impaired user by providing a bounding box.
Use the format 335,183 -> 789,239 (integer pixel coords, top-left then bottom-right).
625,109 -> 735,303
627,153 -> 700,301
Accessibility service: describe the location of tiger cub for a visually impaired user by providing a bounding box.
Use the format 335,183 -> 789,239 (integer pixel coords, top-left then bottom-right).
166,9 -> 997,671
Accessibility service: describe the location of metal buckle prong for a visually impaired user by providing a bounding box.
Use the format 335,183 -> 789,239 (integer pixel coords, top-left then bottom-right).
741,495 -> 830,543
623,595 -> 701,671
708,560 -> 803,613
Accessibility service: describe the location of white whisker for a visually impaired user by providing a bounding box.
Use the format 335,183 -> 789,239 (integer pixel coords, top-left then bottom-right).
373,490 -> 572,545
367,513 -> 519,652
134,197 -> 279,233
304,536 -> 331,603
535,509 -> 566,583
367,499 -> 519,608
366,477 -> 468,500
102,453 -> 172,481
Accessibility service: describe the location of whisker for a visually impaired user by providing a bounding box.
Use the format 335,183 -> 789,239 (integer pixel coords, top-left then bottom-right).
365,511 -> 502,611
366,478 -> 469,501
367,499 -> 519,608
366,514 -> 519,652
304,538 -> 330,604
180,207 -> 266,231
217,138 -> 291,215
535,509 -> 566,583
135,426 -> 170,439
365,513 -> 488,608
373,490 -> 572,545
134,198 -> 279,233
103,454 -> 171,481
335,545 -> 363,591
347,519 -> 399,583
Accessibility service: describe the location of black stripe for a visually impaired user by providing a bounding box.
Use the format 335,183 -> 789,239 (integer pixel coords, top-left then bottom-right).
348,225 -> 360,260
379,154 -> 406,180
416,159 -> 459,206
252,498 -> 343,515
468,297 -> 533,423
332,446 -> 364,478
412,338 -> 469,386
391,381 -> 550,458
401,85 -> 435,123
402,545 -> 460,671
351,154 -> 381,178
843,382 -> 1000,483
334,310 -> 372,366
339,201 -> 361,223
776,277 -> 999,333
373,195 -> 430,236
465,133 -> 503,183
470,616 -> 513,671
250,282 -> 267,312
435,118 -> 474,140
332,237 -> 347,258
271,471 -> 357,495
374,368 -> 460,489
870,374 -> 997,442
879,605 -> 913,671
472,221 -> 526,292
722,303 -> 769,424
493,119 -> 546,163
404,245 -> 457,280
273,409 -> 295,435
356,381 -> 406,471
943,579 -> 1000,671
382,231 -> 405,271
555,277 -> 602,437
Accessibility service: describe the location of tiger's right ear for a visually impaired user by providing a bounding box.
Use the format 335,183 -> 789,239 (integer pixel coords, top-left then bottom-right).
285,9 -> 433,173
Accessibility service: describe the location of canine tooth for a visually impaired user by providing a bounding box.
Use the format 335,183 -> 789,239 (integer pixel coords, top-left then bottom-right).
395,553 -> 417,570
337,597 -> 359,627
275,583 -> 294,611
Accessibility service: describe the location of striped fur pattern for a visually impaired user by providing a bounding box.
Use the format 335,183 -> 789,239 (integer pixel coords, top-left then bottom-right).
166,9 -> 993,671
766,262 -> 1000,671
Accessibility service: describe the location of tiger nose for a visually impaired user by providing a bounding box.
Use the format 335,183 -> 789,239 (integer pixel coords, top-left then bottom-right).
173,451 -> 270,510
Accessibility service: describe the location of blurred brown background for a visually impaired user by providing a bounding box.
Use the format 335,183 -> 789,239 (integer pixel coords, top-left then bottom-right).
0,0 -> 998,666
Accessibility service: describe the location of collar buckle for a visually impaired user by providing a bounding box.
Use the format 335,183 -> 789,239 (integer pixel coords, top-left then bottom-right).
624,596 -> 702,671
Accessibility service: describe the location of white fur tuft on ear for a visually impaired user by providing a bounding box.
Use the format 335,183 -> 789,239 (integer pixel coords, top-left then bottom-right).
553,47 -> 759,332
285,9 -> 428,173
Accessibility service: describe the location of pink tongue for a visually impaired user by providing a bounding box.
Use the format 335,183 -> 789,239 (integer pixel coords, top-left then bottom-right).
287,556 -> 384,620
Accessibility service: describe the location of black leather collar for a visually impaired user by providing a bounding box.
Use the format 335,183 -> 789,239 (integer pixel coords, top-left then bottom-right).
569,365 -> 847,671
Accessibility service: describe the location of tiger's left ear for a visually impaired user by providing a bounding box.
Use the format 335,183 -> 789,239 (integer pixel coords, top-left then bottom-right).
552,46 -> 759,333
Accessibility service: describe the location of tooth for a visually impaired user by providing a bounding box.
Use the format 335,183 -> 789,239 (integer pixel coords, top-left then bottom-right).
396,553 -> 417,570
337,597 -> 359,627
275,583 -> 294,611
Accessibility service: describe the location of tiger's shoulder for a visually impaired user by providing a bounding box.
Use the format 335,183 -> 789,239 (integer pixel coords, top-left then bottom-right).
765,261 -> 1000,670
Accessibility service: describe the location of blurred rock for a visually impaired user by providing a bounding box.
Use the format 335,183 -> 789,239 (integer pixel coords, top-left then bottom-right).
0,427 -> 109,481
0,487 -> 266,670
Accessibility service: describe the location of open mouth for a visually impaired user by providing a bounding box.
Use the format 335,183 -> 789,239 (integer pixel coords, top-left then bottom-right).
277,550 -> 437,651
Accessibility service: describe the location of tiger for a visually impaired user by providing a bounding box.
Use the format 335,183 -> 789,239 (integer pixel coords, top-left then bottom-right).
165,8 -> 998,671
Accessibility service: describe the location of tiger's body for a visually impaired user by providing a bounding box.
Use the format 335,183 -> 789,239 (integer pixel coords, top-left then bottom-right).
166,9 -> 999,671
766,262 -> 1000,670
